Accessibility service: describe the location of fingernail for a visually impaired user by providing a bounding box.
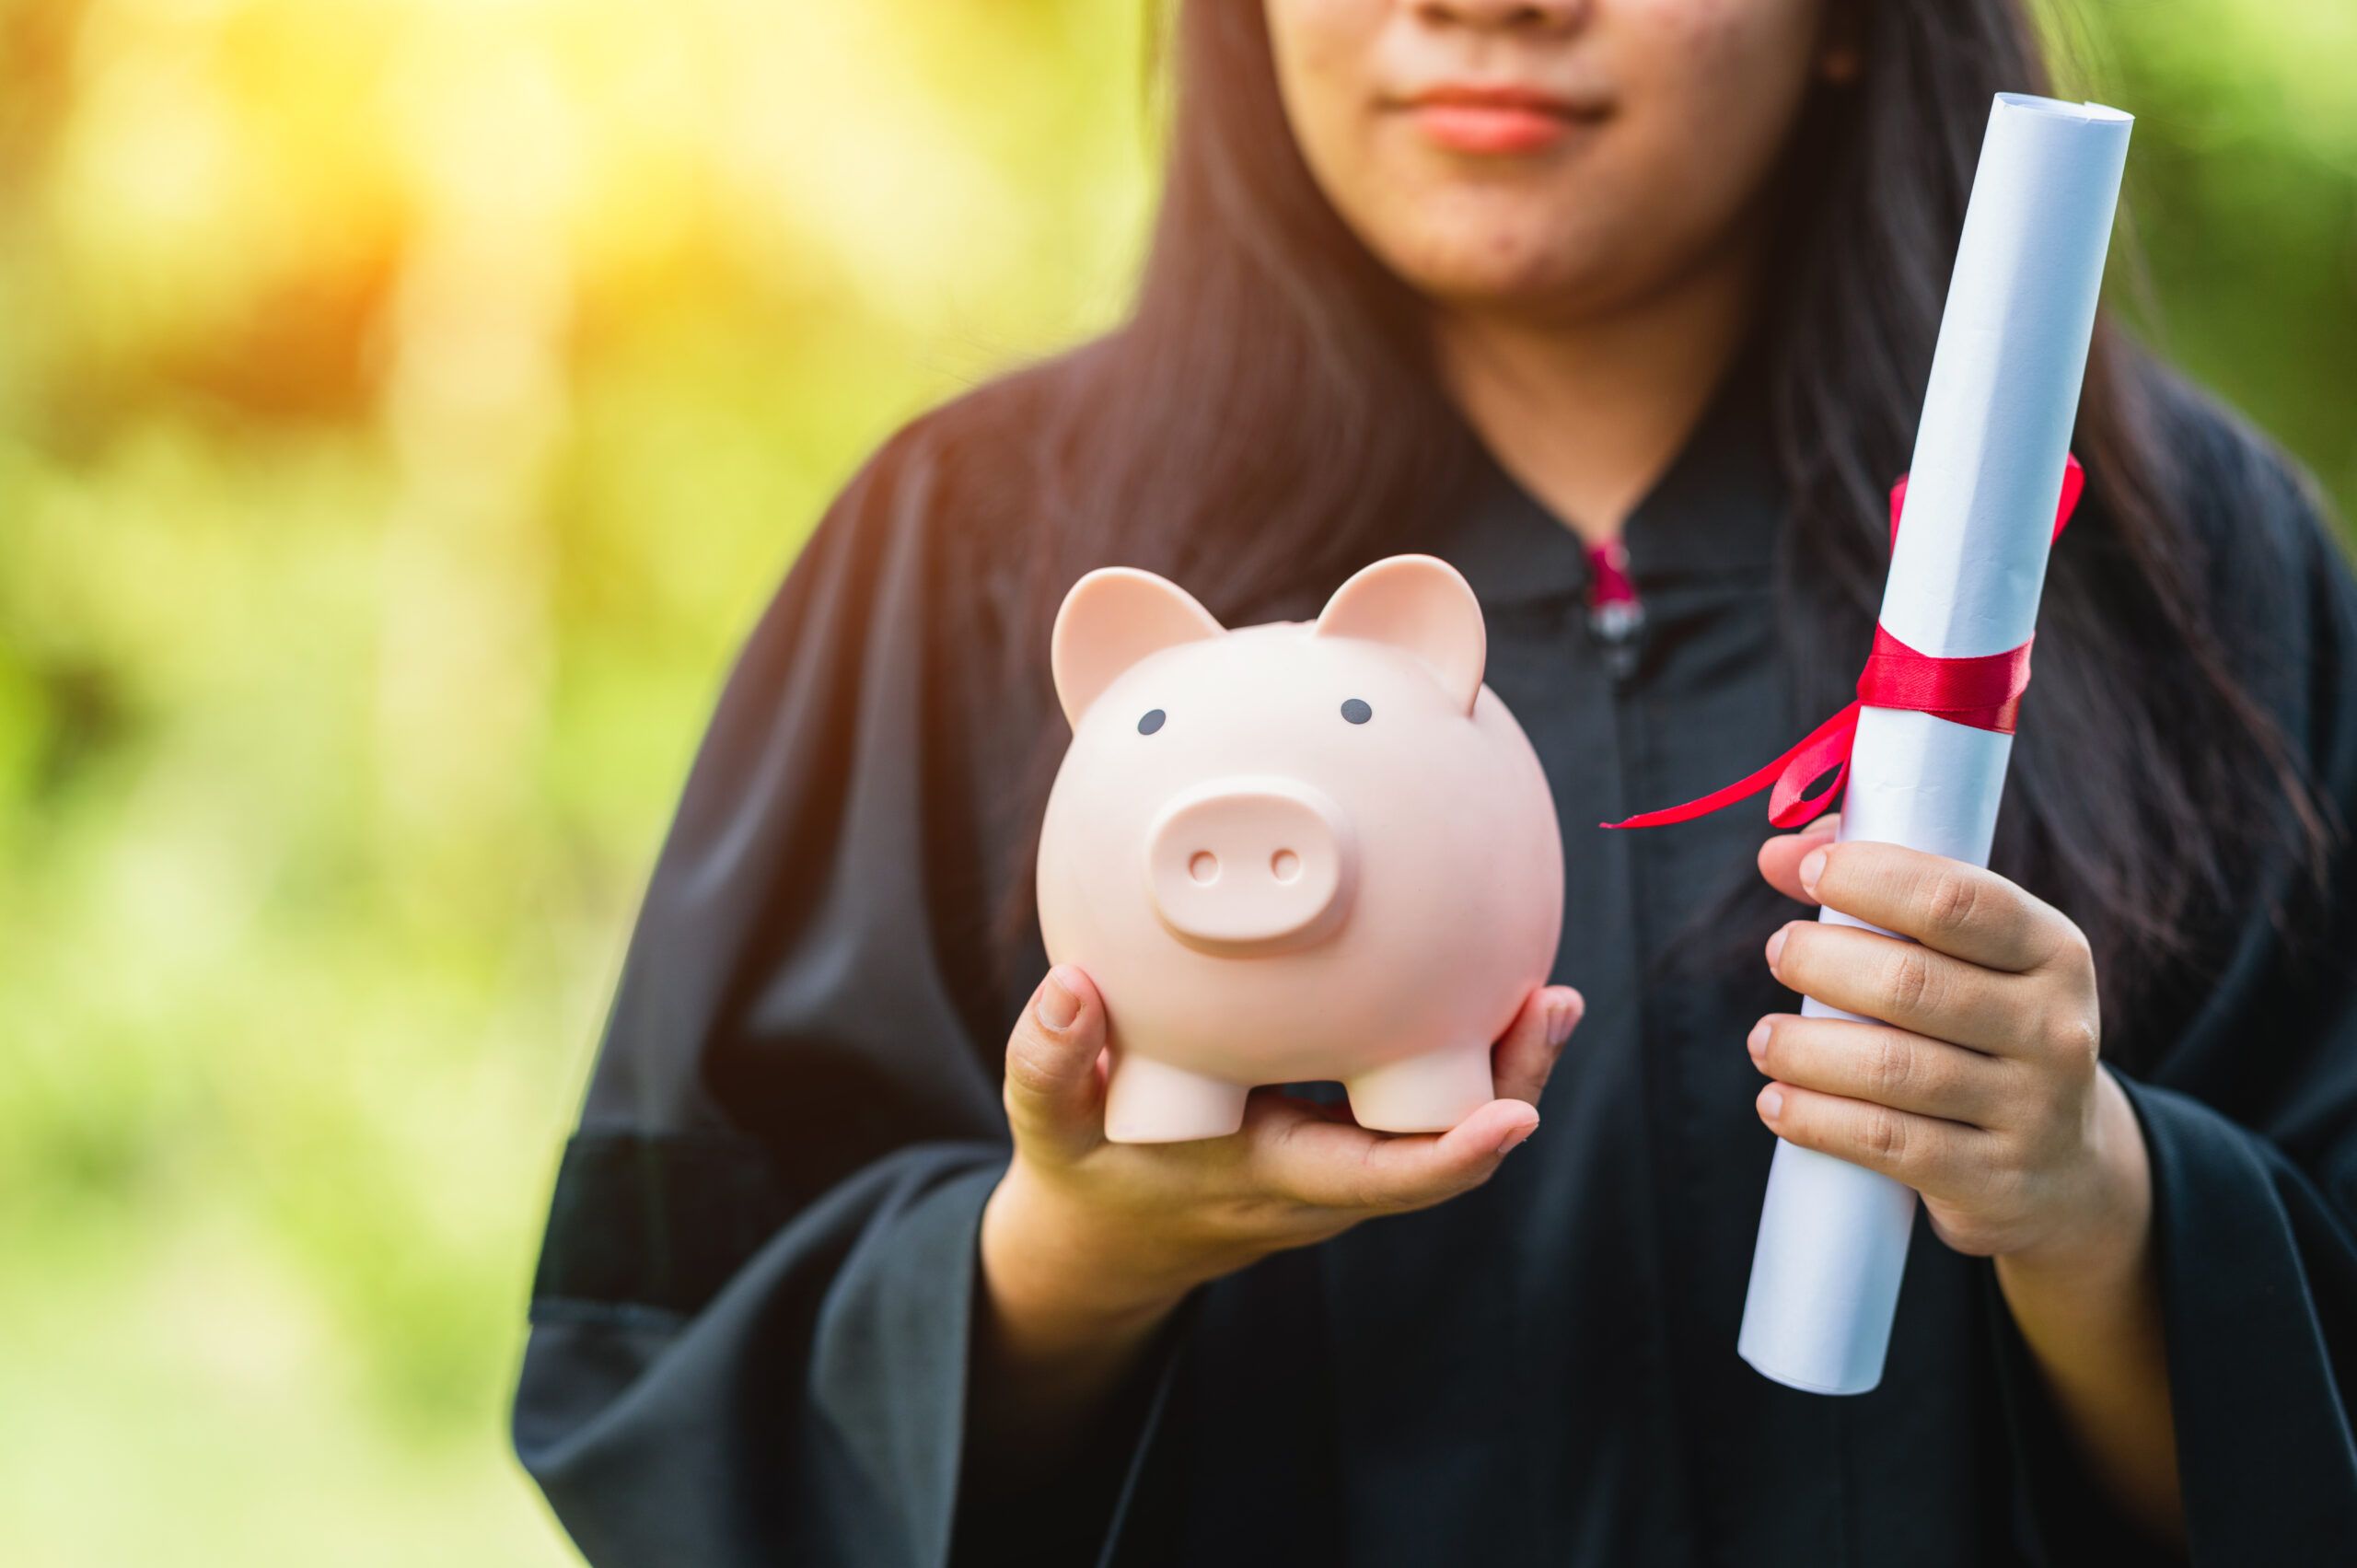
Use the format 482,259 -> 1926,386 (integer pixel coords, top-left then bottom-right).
1798,848 -> 1827,895
1545,998 -> 1574,1048
1765,927 -> 1788,969
1497,1120 -> 1538,1156
1747,1019 -> 1771,1061
1759,1086 -> 1784,1122
1038,970 -> 1080,1031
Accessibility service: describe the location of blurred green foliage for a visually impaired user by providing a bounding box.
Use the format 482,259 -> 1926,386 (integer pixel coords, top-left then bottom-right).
0,2 -> 2347,1562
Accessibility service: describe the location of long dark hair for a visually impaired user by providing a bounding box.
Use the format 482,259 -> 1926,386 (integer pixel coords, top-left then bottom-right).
984,0 -> 2332,1053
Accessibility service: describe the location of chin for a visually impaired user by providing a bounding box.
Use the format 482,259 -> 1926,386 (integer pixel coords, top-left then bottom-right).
1375,215 -> 1618,315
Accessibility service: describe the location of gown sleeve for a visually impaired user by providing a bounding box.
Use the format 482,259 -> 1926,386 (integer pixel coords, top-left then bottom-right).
1993,418 -> 2357,1563
509,407 -> 1165,1566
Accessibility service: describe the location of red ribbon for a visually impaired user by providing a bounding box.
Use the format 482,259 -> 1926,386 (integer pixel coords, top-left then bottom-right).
1600,455 -> 2083,832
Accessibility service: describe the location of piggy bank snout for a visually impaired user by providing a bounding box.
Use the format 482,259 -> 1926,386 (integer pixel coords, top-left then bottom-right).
1144,777 -> 1355,951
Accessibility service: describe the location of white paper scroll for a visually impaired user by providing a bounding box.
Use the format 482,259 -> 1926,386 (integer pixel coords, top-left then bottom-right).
1736,93 -> 2132,1396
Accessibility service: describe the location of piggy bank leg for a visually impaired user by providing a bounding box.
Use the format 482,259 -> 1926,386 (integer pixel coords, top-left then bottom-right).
1103,1051 -> 1251,1143
1343,1046 -> 1494,1134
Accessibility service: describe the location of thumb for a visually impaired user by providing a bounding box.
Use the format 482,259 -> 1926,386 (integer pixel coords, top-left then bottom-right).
1003,965 -> 1109,1153
1759,813 -> 1841,906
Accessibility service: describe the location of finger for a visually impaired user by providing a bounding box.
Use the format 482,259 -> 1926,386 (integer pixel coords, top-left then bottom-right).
1747,1014 -> 2013,1129
1796,841 -> 2073,972
1249,1097 -> 1538,1215
1767,920 -> 2041,1055
1756,1080 -> 1990,1196
1002,966 -> 1109,1151
1758,814 -> 1843,906
1492,985 -> 1585,1107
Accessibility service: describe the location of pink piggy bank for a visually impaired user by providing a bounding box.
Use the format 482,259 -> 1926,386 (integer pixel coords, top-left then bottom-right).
1036,553 -> 1565,1143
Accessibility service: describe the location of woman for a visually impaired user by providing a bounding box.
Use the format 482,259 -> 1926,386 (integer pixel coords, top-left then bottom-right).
513,2 -> 2357,1563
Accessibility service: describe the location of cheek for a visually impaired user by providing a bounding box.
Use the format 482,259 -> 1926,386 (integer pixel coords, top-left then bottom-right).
1549,0 -> 1822,271
1639,0 -> 1825,64
1263,0 -> 1379,57
1264,0 -> 1385,112
1263,0 -> 1386,182
1621,0 -> 1825,180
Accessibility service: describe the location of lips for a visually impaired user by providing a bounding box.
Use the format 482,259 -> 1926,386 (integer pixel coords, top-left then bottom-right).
1399,84 -> 1607,156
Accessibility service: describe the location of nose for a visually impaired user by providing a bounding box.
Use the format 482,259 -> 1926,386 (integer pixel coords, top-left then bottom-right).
1145,777 -> 1357,951
1414,0 -> 1590,32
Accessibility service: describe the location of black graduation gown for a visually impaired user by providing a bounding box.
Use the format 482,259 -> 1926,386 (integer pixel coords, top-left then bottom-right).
512,366 -> 2357,1566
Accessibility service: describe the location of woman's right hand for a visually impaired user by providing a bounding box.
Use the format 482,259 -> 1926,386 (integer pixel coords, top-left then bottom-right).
973,964 -> 1583,1444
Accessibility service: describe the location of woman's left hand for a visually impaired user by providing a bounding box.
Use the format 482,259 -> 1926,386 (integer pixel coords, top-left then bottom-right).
1750,817 -> 2150,1265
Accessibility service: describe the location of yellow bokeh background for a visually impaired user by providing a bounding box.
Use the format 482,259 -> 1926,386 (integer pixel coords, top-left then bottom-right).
0,3 -> 2349,1562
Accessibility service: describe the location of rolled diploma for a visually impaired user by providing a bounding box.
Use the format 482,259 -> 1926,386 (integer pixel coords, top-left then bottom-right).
1736,93 -> 2132,1396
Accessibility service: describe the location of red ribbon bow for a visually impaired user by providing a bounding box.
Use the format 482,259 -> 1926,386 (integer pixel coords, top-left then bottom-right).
1601,455 -> 2084,832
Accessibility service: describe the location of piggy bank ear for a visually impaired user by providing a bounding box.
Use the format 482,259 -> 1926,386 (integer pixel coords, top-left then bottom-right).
1051,567 -> 1225,729
1311,553 -> 1485,714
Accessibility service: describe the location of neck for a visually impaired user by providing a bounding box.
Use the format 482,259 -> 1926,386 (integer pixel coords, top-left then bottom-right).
1430,238 -> 1763,546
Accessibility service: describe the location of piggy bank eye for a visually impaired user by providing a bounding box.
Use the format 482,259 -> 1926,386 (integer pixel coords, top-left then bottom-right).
1340,698 -> 1372,725
1137,708 -> 1167,736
